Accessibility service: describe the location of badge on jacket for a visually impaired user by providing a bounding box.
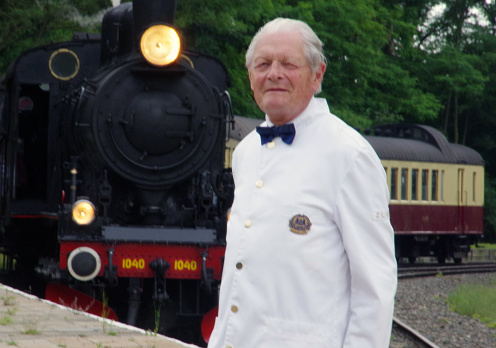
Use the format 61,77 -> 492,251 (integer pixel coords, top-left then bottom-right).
289,214 -> 312,234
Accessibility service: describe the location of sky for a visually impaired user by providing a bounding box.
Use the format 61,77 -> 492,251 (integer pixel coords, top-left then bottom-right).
429,2 -> 490,26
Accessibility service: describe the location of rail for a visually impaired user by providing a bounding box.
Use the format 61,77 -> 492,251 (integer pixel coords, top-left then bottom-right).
392,317 -> 441,348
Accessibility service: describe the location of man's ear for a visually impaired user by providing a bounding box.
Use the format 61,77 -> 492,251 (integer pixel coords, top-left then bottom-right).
248,69 -> 256,92
314,62 -> 326,85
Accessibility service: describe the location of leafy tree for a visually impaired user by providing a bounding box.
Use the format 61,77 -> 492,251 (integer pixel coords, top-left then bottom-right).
464,6 -> 496,167
483,177 -> 496,243
176,0 -> 443,126
176,0 -> 281,118
416,48 -> 486,143
70,0 -> 110,16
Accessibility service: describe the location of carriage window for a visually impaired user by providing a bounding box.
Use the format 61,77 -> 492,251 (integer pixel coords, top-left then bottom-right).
431,170 -> 438,201
421,169 -> 428,200
441,170 -> 445,201
390,168 -> 398,200
411,169 -> 418,200
401,168 -> 408,200
473,172 -> 476,202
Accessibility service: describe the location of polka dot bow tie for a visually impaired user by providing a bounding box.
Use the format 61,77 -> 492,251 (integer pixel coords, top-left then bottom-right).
256,124 -> 296,145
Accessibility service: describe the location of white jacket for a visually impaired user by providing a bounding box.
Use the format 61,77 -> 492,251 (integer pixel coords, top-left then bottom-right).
208,98 -> 397,348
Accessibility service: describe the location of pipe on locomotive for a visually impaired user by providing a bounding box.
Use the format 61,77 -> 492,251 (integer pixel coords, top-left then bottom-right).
135,0 -> 181,66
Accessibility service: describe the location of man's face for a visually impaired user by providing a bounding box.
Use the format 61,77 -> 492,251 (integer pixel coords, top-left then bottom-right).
248,31 -> 325,125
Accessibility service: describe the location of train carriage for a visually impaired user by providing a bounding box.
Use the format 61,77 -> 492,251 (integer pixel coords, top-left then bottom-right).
370,124 -> 484,264
230,117 -> 485,264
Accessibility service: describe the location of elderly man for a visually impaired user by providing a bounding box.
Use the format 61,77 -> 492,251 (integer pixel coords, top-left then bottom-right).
208,18 -> 397,348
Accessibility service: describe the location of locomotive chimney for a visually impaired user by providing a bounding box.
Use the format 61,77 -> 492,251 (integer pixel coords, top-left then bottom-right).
133,0 -> 177,45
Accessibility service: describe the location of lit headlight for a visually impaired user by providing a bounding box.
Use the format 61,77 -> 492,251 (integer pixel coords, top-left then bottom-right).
72,200 -> 95,225
140,24 -> 181,66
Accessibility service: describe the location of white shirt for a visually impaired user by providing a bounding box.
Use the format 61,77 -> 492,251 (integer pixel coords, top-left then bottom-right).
208,97 -> 397,348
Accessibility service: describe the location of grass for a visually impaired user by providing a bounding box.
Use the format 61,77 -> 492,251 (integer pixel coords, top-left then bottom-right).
472,243 -> 496,249
1,296 -> 16,306
447,276 -> 496,328
22,328 -> 40,335
154,302 -> 161,334
0,315 -> 14,325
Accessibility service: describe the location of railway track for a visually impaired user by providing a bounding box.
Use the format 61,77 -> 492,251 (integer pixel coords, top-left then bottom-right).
392,317 -> 441,348
398,262 -> 496,278
391,262 -> 496,347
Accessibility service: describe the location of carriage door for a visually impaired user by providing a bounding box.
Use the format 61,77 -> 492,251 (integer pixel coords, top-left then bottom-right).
457,168 -> 465,232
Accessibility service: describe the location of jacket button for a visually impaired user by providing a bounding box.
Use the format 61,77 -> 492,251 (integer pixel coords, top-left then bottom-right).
236,262 -> 243,269
231,305 -> 239,313
255,180 -> 264,188
244,220 -> 252,228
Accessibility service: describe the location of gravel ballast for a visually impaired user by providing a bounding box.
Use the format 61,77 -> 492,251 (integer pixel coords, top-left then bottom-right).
390,272 -> 496,348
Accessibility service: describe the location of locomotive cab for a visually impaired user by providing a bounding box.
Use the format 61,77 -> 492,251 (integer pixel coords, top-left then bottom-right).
0,36 -> 101,276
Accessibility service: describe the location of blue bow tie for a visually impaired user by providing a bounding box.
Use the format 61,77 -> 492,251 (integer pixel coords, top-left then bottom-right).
256,124 -> 296,145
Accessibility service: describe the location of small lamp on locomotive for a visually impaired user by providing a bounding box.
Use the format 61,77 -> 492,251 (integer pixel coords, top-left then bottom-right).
72,199 -> 96,225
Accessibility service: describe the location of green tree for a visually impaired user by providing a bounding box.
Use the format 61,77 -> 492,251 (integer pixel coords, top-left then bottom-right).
316,0 -> 441,128
419,0 -> 496,239
413,0 -> 488,143
176,0 -> 443,126
414,48 -> 486,143
176,0 -> 281,118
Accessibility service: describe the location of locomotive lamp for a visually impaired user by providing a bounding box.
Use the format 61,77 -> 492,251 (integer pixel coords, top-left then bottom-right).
72,199 -> 96,225
140,24 -> 180,66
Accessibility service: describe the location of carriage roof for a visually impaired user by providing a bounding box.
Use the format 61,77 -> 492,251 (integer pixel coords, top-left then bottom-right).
232,116 -> 484,166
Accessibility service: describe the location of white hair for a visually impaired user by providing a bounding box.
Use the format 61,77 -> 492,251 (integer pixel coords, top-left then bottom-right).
245,18 -> 326,93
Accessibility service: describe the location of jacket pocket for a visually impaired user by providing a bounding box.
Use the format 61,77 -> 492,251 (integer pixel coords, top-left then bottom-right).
260,317 -> 333,348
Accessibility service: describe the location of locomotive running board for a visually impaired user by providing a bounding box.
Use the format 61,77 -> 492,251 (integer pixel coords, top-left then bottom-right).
102,226 -> 217,243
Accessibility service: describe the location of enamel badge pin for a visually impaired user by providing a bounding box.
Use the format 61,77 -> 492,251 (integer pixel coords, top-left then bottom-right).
289,214 -> 311,235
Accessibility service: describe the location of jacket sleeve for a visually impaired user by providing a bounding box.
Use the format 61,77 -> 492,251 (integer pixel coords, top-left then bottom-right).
334,147 -> 397,348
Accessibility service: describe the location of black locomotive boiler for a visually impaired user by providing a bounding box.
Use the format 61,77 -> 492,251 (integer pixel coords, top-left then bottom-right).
0,0 -> 232,344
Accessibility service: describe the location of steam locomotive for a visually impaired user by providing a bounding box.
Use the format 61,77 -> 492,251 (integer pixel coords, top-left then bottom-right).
0,0 -> 232,344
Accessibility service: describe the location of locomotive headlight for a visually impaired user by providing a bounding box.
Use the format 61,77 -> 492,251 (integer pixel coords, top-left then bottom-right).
140,25 -> 181,66
72,199 -> 95,225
